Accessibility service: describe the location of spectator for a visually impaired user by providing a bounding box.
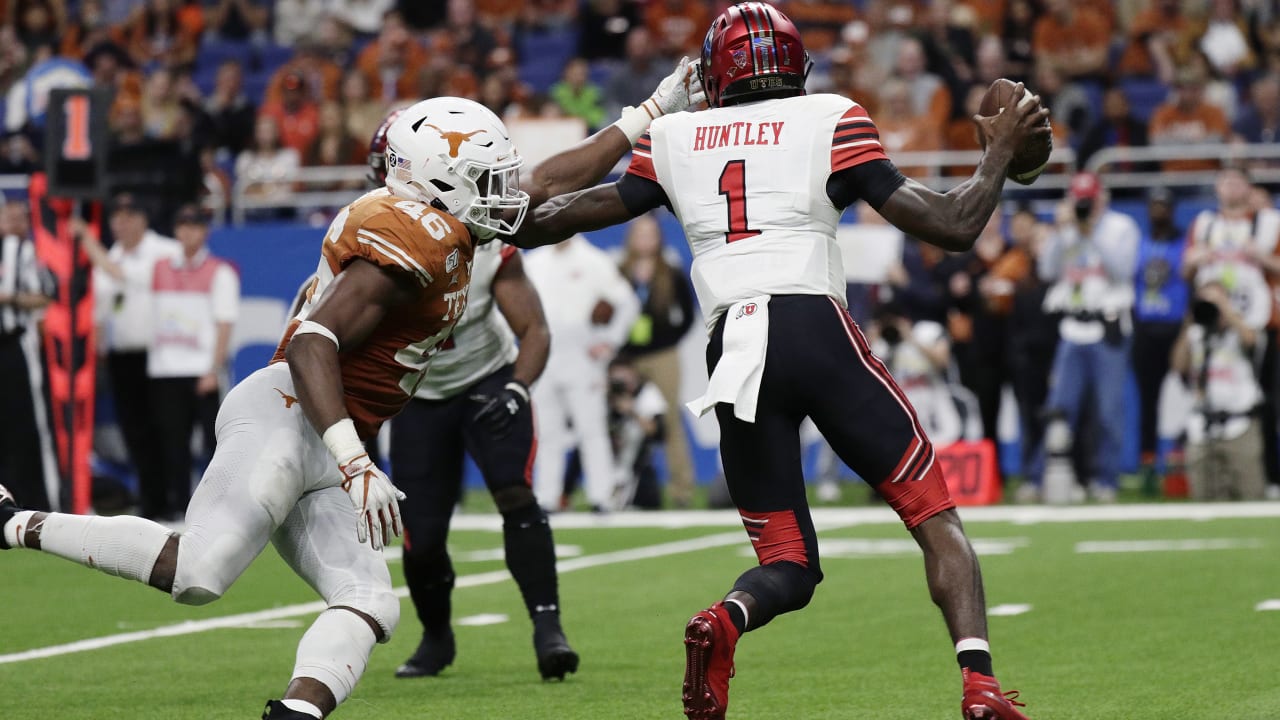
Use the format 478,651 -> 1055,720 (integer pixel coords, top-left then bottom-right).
1119,0 -> 1195,82
944,83 -> 985,173
60,0 -> 115,59
973,34 -> 1007,88
140,67 -> 182,140
3,42 -> 90,135
203,59 -> 255,156
1234,73 -> 1280,144
1000,0 -> 1038,82
356,9 -> 428,103
84,40 -> 137,98
1197,0 -> 1256,81
119,0 -> 202,68
886,236 -> 961,326
524,235 -> 640,513
550,58 -> 604,130
874,78 -> 944,179
328,0 -> 395,36
871,302 -> 966,446
1032,0 -> 1110,82
1004,208 -> 1058,476
919,0 -> 977,100
234,115 -> 300,208
11,0 -> 63,54
1030,173 -> 1140,503
1172,279 -> 1268,500
1149,65 -> 1231,173
0,197 -> 54,511
894,36 -> 951,136
147,204 -> 239,520
110,96 -> 147,145
577,0 -> 641,61
259,71 -> 320,158
266,39 -> 343,104
198,146 -> 231,212
1032,60 -> 1094,142
77,193 -> 182,519
825,37 -> 884,117
606,356 -> 667,510
1131,187 -> 1189,470
602,26 -> 670,123
202,0 -> 269,45
340,69 -> 389,150
1183,167 -> 1280,490
306,100 -> 363,176
520,0 -> 577,31
479,73 -> 517,118
644,0 -> 713,57
1078,85 -> 1151,170
444,0 -> 497,75
0,132 -> 39,174
273,0 -> 329,47
617,214 -> 696,508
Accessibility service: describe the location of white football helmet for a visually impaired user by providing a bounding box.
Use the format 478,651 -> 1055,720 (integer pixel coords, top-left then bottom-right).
384,97 -> 529,239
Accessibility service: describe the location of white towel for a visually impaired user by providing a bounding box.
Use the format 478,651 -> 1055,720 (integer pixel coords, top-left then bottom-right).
687,296 -> 770,423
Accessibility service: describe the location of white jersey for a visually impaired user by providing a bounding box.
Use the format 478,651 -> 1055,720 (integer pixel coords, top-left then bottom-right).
1186,208 -> 1280,330
413,241 -> 519,400
628,93 -> 889,329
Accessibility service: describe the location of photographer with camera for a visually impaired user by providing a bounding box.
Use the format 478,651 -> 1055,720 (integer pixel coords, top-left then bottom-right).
872,303 -> 965,447
1171,280 -> 1269,500
1028,172 -> 1139,503
605,356 -> 668,510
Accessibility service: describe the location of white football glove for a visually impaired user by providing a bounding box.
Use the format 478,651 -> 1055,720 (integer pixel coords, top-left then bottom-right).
614,56 -> 706,143
338,453 -> 405,551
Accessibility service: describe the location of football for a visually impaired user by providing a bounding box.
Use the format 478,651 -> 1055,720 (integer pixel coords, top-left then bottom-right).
590,299 -> 614,325
978,78 -> 1053,186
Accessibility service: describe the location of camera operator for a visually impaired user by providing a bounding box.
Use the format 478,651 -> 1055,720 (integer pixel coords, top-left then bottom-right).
1171,280 -> 1269,500
606,356 -> 667,510
1029,172 -> 1139,503
872,303 -> 964,446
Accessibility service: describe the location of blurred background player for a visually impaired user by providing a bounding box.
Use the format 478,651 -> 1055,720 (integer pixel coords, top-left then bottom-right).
523,234 -> 639,512
510,4 -> 1045,719
370,110 -> 576,679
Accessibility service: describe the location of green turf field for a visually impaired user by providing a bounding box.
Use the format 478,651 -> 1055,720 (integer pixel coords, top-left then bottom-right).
2,506 -> 1278,719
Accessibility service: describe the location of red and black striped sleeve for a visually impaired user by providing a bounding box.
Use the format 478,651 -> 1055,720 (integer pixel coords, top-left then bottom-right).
618,130 -> 670,214
624,131 -> 658,182
830,103 -> 888,172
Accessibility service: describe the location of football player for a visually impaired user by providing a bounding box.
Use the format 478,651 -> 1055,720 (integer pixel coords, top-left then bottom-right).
0,55 -> 702,719
363,111 -> 574,681
509,4 -> 1048,720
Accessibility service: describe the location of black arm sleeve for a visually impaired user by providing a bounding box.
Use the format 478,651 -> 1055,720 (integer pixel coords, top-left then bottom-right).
616,172 -> 671,215
825,158 -> 908,211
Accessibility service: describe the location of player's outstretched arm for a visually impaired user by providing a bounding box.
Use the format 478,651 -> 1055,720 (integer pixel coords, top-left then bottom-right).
876,84 -> 1050,252
472,251 -> 550,436
513,183 -> 640,248
519,57 -> 703,210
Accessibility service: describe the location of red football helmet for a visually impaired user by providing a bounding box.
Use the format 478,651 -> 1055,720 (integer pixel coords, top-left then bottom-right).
367,108 -> 405,186
699,2 -> 810,108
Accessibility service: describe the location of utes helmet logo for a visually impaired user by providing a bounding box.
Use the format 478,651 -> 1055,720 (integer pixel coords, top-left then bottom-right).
735,302 -> 758,319
423,123 -> 486,158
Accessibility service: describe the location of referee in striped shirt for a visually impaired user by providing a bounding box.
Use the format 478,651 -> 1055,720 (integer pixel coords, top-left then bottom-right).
0,197 -> 53,510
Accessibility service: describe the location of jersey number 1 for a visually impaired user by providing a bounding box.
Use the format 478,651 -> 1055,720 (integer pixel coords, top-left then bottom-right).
718,160 -> 761,243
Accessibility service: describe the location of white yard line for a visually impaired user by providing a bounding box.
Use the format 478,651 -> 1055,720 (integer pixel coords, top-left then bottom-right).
1074,538 -> 1265,554
0,530 -> 751,666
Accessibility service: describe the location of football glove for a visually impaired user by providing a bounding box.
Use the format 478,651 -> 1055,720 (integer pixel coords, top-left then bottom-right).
338,453 -> 405,551
471,380 -> 530,438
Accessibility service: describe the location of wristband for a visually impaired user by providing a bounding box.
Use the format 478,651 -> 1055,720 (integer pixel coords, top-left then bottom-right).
505,381 -> 530,404
612,104 -> 655,145
322,418 -> 364,465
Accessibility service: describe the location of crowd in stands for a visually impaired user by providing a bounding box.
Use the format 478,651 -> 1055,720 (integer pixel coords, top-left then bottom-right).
4,0 -> 1280,511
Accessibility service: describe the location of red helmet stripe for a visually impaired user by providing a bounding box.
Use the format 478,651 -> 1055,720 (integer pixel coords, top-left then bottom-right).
759,3 -> 778,73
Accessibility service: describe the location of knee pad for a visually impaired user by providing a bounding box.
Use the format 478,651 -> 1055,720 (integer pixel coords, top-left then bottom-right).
172,533 -> 235,606
330,584 -> 401,642
733,561 -> 823,624
498,493 -> 544,525
493,485 -> 538,515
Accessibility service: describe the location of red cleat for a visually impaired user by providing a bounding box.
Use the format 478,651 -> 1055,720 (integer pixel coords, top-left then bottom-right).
962,668 -> 1031,719
682,603 -> 740,720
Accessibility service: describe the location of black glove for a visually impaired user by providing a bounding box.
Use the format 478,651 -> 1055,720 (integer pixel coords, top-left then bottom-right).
471,381 -> 530,438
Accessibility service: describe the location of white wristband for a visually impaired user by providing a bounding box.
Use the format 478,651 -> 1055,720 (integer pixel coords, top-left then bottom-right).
505,381 -> 530,403
322,418 -> 364,465
612,104 -> 655,145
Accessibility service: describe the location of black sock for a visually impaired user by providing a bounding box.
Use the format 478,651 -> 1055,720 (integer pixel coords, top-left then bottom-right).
502,503 -> 561,619
958,649 -> 994,677
403,548 -> 455,636
721,599 -> 748,634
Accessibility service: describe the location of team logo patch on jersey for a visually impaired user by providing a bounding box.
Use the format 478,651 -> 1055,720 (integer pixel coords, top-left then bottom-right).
735,302 -> 758,319
446,248 -> 460,273
274,387 -> 299,408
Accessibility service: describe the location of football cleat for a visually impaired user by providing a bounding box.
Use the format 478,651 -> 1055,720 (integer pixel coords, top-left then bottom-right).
0,483 -> 17,550
962,668 -> 1031,719
260,700 -> 317,719
682,603 -> 740,720
533,613 -> 579,681
395,628 -> 456,678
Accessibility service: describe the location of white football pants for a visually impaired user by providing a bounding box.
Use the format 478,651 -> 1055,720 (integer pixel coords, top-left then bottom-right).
532,371 -> 615,511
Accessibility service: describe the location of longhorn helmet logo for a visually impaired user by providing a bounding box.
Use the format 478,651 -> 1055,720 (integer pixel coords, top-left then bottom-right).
422,123 -> 486,158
